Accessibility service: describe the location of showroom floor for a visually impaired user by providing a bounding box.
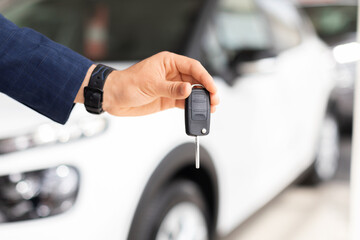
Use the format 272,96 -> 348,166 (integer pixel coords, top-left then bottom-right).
224,137 -> 351,240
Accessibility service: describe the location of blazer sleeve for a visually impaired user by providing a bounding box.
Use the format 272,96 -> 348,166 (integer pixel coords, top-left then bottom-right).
0,14 -> 93,124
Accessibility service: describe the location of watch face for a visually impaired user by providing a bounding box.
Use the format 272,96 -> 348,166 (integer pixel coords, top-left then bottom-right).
84,87 -> 103,114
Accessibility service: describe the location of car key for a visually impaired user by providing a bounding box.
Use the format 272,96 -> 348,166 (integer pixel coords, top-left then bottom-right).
185,84 -> 211,169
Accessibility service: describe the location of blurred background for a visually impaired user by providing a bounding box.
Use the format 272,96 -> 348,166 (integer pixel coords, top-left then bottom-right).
226,0 -> 356,239
0,0 -> 358,239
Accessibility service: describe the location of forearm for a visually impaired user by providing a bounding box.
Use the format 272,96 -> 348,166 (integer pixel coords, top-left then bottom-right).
0,14 -> 93,124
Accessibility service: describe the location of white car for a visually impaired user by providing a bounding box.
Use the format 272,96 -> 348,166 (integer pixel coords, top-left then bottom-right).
0,0 -> 339,239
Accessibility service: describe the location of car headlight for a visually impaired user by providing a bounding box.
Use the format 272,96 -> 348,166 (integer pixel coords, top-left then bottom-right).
0,116 -> 108,155
0,165 -> 80,223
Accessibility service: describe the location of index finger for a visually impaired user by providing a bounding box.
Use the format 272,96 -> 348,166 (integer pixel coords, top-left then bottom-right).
171,53 -> 217,94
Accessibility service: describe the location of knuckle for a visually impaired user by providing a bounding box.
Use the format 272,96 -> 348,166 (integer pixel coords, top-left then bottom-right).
167,83 -> 177,96
159,51 -> 170,56
192,60 -> 202,71
193,60 -> 202,68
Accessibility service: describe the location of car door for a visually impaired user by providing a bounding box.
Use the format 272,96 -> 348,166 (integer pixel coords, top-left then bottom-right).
258,0 -> 336,173
201,0 -> 334,233
200,0 -> 294,231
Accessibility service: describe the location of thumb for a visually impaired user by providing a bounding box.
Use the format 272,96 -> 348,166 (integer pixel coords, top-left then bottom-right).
158,82 -> 192,99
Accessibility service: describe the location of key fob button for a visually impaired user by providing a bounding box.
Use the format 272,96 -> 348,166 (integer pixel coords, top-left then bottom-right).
193,113 -> 206,121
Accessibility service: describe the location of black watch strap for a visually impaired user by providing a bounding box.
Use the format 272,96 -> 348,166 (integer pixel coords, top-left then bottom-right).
84,64 -> 114,114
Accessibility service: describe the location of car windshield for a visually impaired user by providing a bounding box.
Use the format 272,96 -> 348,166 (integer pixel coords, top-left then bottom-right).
2,0 -> 204,61
303,5 -> 357,44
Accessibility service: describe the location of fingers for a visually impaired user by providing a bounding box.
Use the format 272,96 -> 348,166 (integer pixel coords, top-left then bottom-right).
179,73 -> 197,85
210,92 -> 220,106
175,99 -> 185,109
156,81 -> 192,99
211,106 -> 216,113
169,53 -> 217,94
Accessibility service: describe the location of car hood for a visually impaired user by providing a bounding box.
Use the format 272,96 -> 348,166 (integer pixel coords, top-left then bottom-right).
0,62 -> 134,139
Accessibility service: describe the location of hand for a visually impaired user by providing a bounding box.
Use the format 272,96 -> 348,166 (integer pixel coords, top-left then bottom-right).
76,51 -> 219,116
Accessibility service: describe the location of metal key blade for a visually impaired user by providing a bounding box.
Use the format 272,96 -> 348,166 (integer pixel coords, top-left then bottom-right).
195,136 -> 200,169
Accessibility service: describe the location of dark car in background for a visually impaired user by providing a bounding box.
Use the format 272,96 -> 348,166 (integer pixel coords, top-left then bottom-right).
300,0 -> 357,134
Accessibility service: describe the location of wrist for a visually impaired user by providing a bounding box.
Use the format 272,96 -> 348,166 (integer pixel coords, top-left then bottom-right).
78,64 -> 114,114
75,64 -> 96,104
102,69 -> 133,114
102,70 -> 116,113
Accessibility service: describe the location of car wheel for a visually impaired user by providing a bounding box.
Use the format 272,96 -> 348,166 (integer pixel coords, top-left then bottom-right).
301,113 -> 340,185
130,180 -> 212,240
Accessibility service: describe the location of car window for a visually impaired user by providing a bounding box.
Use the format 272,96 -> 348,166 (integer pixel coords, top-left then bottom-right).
2,0 -> 205,61
202,24 -> 229,77
215,0 -> 271,53
258,0 -> 302,52
201,0 -> 272,81
303,5 -> 357,43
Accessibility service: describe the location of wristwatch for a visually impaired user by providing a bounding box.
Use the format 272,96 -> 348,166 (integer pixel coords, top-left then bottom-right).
84,64 -> 114,114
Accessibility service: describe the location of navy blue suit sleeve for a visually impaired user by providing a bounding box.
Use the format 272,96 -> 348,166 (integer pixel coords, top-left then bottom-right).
0,14 -> 93,124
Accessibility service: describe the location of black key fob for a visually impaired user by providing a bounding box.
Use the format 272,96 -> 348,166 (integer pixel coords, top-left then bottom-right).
185,86 -> 211,137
